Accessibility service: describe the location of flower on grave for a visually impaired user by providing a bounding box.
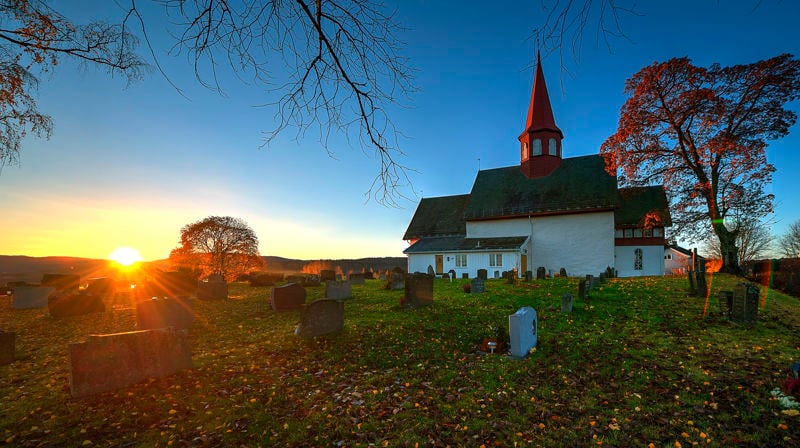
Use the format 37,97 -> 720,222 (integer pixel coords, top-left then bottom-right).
771,387 -> 800,410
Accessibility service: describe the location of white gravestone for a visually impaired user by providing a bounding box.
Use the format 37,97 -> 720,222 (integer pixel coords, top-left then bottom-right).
508,306 -> 537,359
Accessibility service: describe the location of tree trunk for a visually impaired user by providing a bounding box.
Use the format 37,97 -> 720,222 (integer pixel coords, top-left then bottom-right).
714,224 -> 742,275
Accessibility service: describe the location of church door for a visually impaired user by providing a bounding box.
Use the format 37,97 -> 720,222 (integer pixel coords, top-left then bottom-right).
521,254 -> 528,274
435,255 -> 443,274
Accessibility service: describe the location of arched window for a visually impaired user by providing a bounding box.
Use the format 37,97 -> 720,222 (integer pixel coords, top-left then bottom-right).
532,139 -> 542,156
634,248 -> 643,271
548,138 -> 557,156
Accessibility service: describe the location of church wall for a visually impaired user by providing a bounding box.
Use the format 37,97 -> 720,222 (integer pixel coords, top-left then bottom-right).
406,251 -> 522,279
466,212 -> 615,277
615,245 -> 665,277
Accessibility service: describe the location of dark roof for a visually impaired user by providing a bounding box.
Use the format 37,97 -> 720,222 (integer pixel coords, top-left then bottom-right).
464,155 -> 617,220
403,236 -> 528,254
403,194 -> 470,240
615,186 -> 672,227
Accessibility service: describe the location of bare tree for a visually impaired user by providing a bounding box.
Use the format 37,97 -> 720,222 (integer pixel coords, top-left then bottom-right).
777,219 -> 800,258
701,217 -> 774,264
170,216 -> 263,281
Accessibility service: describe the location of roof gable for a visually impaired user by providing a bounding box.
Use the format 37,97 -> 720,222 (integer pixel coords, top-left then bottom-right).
464,155 -> 617,219
403,194 -> 470,240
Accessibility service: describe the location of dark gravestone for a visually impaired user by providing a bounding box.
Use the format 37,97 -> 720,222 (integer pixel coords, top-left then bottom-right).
41,274 -> 81,293
326,280 -> 353,300
304,275 -> 321,287
295,299 -> 345,338
471,277 -> 485,294
86,278 -> 116,299
136,298 -> 194,330
559,267 -> 567,277
363,271 -> 375,280
605,266 -> 616,279
718,290 -> 733,318
536,267 -> 546,280
462,273 -> 469,280
590,276 -> 601,289
731,283 -> 759,324
426,265 -> 435,276
48,292 -> 105,318
0,331 -> 15,365
561,293 -> 573,313
270,283 -> 306,311
349,273 -> 365,285
197,274 -> 228,300
286,275 -> 305,285
506,270 -> 517,284
389,272 -> 405,290
449,270 -> 456,280
402,274 -> 433,308
320,270 -> 336,282
250,272 -> 282,287
578,279 -> 588,300
69,329 -> 192,398
477,269 -> 488,280
695,270 -> 708,298
687,270 -> 697,295
525,270 -> 533,282
599,272 -> 606,284
441,272 -> 450,280
12,285 -> 55,309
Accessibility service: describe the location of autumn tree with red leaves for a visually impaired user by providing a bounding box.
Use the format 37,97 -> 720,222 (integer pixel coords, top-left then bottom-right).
601,54 -> 800,274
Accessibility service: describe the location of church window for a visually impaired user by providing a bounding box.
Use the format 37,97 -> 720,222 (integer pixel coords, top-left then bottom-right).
548,138 -> 557,156
634,249 -> 643,270
653,227 -> 663,237
615,229 -> 623,238
532,139 -> 542,156
623,228 -> 633,238
489,253 -> 503,267
665,253 -> 672,260
644,228 -> 653,238
634,229 -> 643,238
456,254 -> 467,267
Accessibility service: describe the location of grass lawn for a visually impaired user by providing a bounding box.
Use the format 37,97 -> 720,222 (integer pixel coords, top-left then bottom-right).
1,274 -> 799,447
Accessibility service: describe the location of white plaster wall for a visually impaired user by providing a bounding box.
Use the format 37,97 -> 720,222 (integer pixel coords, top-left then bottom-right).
407,251 -> 521,278
664,248 -> 691,275
615,245 -> 665,277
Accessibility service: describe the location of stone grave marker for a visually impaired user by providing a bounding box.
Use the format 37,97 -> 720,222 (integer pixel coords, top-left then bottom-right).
577,279 -> 588,300
718,290 -> 733,318
506,270 -> 517,284
402,273 -> 433,308
388,272 -> 405,290
441,272 -> 450,280
349,273 -> 365,285
86,277 -> 116,299
295,299 -> 345,338
509,307 -> 538,359
731,283 -> 759,324
270,283 -> 306,311
561,293 -> 573,313
136,297 -> 194,330
304,275 -> 321,287
462,273 -> 469,279
12,285 -> 56,309
590,276 -> 601,289
471,277 -> 485,294
559,267 -> 567,277
69,328 -> 192,398
449,269 -> 456,280
0,331 -> 15,365
536,267 -> 546,280
320,270 -> 336,282
525,270 -> 533,282
48,291 -> 105,318
198,274 -> 228,300
426,265 -> 435,276
326,280 -> 353,300
41,274 -> 81,293
687,270 -> 697,295
477,269 -> 488,280
695,269 -> 708,298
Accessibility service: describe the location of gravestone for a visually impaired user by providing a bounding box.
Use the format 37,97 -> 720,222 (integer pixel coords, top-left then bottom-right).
69,328 -> 192,398
441,272 -> 450,280
402,273 -> 433,308
0,331 -> 15,365
508,307 -> 538,359
462,273 -> 469,279
559,268 -> 567,277
525,270 -> 532,282
590,276 -> 601,289
249,273 -> 281,287
320,270 -> 336,282
599,272 -> 606,284
695,269 -> 708,298
270,283 -> 306,311
731,283 -> 759,324
449,270 -> 456,280
197,274 -> 228,300
286,275 -> 305,285
326,280 -> 353,300
687,270 -> 697,295
536,267 -> 546,280
304,275 -> 321,287
427,265 -> 435,276
494,270 -> 501,279
477,269 -> 488,280
349,273 -> 365,285
295,299 -> 345,338
577,279 -> 588,300
718,290 -> 733,318
136,298 -> 194,330
48,292 -> 105,318
85,277 -> 116,299
12,285 -> 55,309
471,277 -> 485,294
506,270 -> 517,284
41,274 -> 81,292
388,272 -> 405,290
561,293 -> 573,313
605,266 -> 616,279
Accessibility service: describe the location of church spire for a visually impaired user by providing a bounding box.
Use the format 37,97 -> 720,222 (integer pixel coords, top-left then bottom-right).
519,51 -> 564,178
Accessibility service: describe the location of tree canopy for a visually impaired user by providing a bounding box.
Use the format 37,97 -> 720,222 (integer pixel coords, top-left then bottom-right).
170,216 -> 263,281
601,54 -> 800,273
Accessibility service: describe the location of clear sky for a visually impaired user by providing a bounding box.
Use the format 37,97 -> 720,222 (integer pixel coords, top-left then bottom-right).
1,0 -> 799,261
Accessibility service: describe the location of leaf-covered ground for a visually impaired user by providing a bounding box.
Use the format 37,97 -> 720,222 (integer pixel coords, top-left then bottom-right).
1,274 -> 799,447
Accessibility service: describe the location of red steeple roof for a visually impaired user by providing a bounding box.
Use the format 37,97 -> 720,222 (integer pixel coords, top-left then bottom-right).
523,52 -> 562,137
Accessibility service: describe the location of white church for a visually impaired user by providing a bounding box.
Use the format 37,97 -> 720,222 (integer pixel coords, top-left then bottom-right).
403,55 -> 672,279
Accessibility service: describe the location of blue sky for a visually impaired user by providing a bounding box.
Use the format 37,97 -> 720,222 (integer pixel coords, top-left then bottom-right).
1,0 -> 798,261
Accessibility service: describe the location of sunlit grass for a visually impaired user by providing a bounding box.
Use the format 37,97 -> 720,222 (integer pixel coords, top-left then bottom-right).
1,274 -> 799,446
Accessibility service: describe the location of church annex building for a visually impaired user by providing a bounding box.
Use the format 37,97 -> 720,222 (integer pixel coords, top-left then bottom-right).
402,55 -> 672,279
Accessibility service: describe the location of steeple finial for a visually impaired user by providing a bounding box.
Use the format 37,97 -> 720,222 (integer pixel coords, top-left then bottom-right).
518,51 -> 564,179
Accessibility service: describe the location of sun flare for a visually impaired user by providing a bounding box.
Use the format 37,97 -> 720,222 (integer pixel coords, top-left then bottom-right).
109,246 -> 143,267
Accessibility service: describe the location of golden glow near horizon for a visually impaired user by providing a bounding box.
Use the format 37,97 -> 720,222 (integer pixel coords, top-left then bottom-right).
109,247 -> 144,266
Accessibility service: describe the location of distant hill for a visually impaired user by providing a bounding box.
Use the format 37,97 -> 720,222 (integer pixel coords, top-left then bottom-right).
0,255 -> 407,285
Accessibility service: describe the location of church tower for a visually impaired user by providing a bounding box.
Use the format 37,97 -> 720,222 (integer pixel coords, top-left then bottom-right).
519,52 -> 563,178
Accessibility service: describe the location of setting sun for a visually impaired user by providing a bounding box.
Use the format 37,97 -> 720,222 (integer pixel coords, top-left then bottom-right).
109,246 -> 143,266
